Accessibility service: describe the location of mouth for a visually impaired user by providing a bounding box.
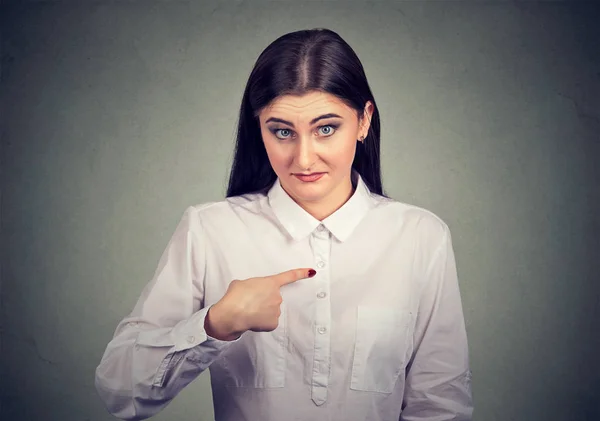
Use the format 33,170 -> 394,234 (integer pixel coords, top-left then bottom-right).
293,172 -> 326,182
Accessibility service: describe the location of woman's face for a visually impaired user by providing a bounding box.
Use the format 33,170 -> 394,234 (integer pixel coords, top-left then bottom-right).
258,91 -> 373,218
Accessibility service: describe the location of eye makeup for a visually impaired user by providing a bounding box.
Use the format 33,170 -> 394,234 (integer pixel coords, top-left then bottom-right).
269,123 -> 340,140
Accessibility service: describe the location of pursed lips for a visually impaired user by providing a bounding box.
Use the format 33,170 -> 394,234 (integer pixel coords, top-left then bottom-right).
293,172 -> 325,176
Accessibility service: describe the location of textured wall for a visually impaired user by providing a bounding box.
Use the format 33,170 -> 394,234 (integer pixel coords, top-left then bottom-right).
1,1 -> 599,420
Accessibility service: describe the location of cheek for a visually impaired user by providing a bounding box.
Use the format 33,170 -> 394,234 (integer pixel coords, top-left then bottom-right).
263,141 -> 291,169
329,137 -> 357,163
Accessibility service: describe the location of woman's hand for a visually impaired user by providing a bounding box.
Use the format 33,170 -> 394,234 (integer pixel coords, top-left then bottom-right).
204,268 -> 316,341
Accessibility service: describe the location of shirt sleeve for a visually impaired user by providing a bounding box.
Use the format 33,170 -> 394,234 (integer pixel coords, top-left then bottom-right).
400,225 -> 474,421
94,206 -> 241,421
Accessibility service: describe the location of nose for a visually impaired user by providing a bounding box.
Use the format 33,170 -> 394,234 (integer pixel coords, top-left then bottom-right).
293,135 -> 317,170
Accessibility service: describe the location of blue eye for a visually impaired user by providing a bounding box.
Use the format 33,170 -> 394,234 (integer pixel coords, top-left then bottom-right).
273,128 -> 292,139
270,124 -> 338,140
318,125 -> 337,136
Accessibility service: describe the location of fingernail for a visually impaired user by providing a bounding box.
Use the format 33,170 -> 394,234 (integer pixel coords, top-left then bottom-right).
308,269 -> 316,277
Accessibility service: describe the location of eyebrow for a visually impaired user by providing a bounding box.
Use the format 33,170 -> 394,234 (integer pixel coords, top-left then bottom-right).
264,113 -> 343,127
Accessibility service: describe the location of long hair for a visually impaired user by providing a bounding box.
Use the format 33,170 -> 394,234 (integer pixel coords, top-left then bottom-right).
226,28 -> 387,198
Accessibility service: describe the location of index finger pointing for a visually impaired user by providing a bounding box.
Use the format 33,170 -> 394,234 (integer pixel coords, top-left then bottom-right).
273,268 -> 316,287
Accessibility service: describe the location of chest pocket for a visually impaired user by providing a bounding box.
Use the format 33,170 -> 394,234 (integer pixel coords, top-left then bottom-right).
220,302 -> 287,388
350,305 -> 413,393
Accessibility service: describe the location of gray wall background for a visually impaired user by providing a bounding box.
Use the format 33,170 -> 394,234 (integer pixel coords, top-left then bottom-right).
1,1 -> 599,420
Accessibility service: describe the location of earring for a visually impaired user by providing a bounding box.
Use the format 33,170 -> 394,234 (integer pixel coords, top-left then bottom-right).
359,135 -> 365,142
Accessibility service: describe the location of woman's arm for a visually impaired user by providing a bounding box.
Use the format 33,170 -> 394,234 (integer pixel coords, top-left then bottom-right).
94,206 -> 238,421
400,225 -> 474,421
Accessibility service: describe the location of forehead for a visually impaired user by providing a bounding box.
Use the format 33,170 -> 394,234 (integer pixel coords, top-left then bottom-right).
260,91 -> 355,120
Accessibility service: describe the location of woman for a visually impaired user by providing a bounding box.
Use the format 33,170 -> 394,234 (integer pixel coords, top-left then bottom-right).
95,28 -> 473,421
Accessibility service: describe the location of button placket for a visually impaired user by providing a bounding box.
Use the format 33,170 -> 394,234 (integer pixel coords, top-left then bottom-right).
309,229 -> 332,405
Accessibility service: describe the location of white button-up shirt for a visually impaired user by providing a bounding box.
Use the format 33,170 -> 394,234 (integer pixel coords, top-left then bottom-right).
95,171 -> 473,421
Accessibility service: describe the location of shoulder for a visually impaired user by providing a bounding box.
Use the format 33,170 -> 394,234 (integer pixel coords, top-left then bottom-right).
372,194 -> 450,242
182,191 -> 267,225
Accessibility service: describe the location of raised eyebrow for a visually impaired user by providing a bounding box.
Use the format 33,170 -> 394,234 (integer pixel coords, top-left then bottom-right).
265,113 -> 343,128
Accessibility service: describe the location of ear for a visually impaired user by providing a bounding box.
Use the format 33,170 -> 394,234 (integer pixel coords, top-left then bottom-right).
359,101 -> 374,138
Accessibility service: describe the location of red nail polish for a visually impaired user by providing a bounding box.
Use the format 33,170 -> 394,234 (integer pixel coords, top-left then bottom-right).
308,269 -> 316,277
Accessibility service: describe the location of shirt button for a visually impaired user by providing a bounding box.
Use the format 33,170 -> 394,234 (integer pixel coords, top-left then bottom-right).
316,261 -> 325,268
317,292 -> 327,298
187,335 -> 195,344
317,327 -> 327,334
317,225 -> 325,232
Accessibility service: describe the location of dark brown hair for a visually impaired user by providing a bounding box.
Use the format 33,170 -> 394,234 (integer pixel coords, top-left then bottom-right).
226,28 -> 386,197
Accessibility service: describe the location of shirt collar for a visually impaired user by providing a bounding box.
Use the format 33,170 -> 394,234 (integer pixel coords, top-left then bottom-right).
267,170 -> 374,242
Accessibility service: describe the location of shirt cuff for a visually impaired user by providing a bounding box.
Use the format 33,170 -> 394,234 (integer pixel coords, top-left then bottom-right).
171,305 -> 242,353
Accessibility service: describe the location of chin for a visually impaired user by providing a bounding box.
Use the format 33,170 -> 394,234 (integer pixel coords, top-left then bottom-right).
283,177 -> 328,200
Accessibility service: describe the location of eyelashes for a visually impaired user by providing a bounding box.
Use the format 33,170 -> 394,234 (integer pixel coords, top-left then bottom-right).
270,124 -> 339,140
